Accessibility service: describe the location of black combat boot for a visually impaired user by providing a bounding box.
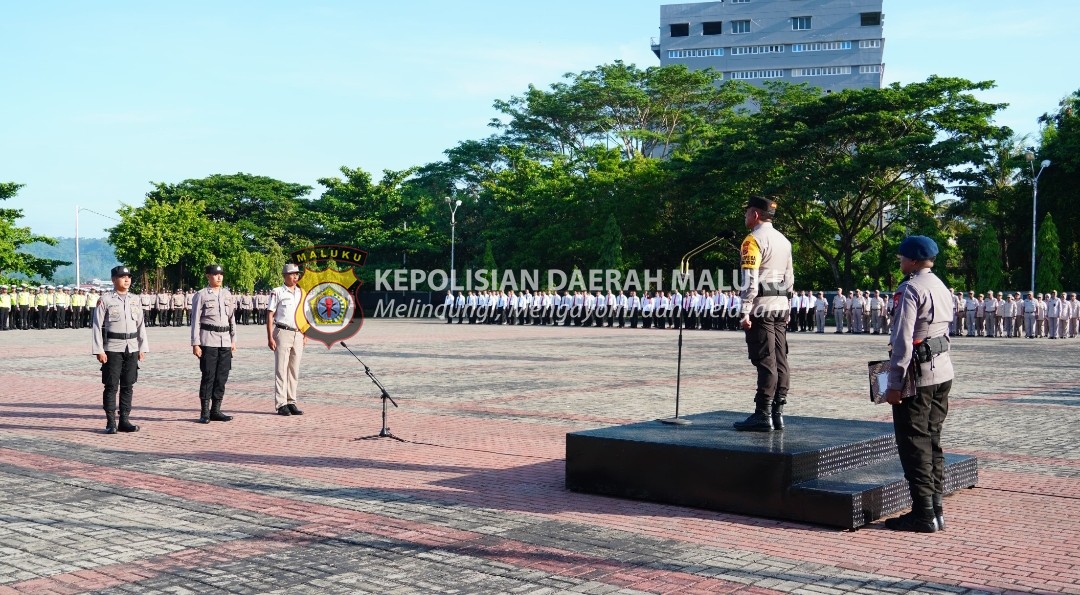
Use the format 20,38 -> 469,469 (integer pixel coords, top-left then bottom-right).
198,400 -> 211,424
117,413 -> 140,433
104,411 -> 117,435
733,401 -> 773,432
209,399 -> 233,422
933,494 -> 945,531
771,399 -> 786,430
884,496 -> 937,533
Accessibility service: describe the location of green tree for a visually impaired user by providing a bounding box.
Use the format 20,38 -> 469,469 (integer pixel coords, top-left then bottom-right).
685,76 -> 1008,288
0,182 -> 69,282
1035,90 -> 1080,288
493,61 -> 752,160
974,226 -> 1005,291
147,173 -> 313,252
1035,213 -> 1062,292
595,213 -> 624,272
109,198 -> 254,291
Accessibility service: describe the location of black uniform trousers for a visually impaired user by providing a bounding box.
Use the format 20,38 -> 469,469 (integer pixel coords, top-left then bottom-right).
892,380 -> 951,501
101,349 -> 139,415
744,313 -> 789,405
199,347 -> 232,402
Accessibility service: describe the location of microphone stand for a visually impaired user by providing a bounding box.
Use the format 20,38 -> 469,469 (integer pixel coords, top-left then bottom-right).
658,235 -> 725,426
341,342 -> 405,442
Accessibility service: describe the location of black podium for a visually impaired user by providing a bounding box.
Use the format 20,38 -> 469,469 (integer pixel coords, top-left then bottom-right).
565,411 -> 977,529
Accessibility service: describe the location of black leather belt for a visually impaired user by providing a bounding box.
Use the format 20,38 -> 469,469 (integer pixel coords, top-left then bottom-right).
275,322 -> 299,332
106,331 -> 138,340
200,324 -> 232,333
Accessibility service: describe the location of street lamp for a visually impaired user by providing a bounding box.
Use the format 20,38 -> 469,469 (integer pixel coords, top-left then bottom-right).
1025,152 -> 1051,293
445,196 -> 462,286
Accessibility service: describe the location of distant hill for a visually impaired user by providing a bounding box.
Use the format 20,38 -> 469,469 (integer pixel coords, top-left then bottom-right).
18,237 -> 119,285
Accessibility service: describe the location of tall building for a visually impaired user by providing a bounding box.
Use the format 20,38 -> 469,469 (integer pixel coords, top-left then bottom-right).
652,0 -> 884,93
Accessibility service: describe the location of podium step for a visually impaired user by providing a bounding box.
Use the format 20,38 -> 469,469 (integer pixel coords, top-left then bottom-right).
789,453 -> 978,528
565,410 -> 978,529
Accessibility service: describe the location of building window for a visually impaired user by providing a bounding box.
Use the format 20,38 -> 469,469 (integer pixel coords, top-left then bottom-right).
731,20 -> 750,34
670,23 -> 689,37
861,12 -> 882,26
859,39 -> 882,49
668,48 -> 724,59
730,44 -> 784,56
791,66 -> 852,77
731,0 -> 750,3
791,41 -> 852,52
703,21 -> 723,35
792,16 -> 812,31
729,69 -> 784,80
859,65 -> 882,74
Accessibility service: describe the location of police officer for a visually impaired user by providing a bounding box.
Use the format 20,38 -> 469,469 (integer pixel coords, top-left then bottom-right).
734,196 -> 793,432
883,236 -> 954,533
0,286 -> 10,330
191,264 -> 236,424
268,263 -> 307,416
91,266 -> 148,434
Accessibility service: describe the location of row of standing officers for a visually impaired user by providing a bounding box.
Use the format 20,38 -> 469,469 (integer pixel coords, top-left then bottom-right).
89,263 -> 308,435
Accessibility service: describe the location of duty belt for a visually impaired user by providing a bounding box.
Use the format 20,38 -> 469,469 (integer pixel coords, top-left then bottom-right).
200,324 -> 232,333
275,322 -> 299,332
105,331 -> 138,340
913,335 -> 950,363
757,282 -> 792,298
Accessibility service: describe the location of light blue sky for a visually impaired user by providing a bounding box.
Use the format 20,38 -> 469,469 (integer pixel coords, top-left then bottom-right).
3,0 -> 1077,238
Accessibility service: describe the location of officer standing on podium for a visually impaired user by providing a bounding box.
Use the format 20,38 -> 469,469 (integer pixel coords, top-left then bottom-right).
91,266 -> 148,434
883,235 -> 954,533
191,264 -> 236,424
734,196 -> 794,432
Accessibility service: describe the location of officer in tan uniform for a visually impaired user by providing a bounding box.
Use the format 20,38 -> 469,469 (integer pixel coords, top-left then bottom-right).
191,264 -> 236,424
883,236 -> 954,533
267,263 -> 307,416
832,288 -> 846,334
91,266 -> 148,434
733,196 -> 794,432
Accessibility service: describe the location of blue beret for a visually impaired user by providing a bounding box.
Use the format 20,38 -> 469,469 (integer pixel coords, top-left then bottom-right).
897,235 -> 939,260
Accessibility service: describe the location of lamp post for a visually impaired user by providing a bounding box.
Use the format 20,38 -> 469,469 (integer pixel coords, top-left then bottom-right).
445,197 -> 462,287
1025,152 -> 1051,293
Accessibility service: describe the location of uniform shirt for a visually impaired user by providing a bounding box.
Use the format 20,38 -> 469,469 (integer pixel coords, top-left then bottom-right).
268,284 -> 304,329
1047,297 -> 1061,317
815,297 -> 828,312
172,292 -> 185,308
0,292 -> 10,308
887,268 -> 954,390
190,287 -> 236,347
91,291 -> 148,355
86,293 -> 100,309
832,294 -> 846,312
157,292 -> 171,309
869,296 -> 883,310
739,221 -> 794,316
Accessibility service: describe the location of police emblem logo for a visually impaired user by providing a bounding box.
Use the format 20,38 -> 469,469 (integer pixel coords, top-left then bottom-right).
291,245 -> 368,348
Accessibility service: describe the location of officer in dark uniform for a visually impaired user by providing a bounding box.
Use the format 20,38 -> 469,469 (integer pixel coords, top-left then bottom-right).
734,196 -> 794,432
883,236 -> 954,533
91,266 -> 148,434
191,264 -> 236,424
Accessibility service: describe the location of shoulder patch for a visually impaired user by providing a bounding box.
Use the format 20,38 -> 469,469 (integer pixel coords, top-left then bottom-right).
741,235 -> 761,269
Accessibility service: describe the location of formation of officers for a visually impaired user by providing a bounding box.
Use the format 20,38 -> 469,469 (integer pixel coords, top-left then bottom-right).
82,262 -> 308,434
0,284 -> 276,331
436,286 -> 1080,338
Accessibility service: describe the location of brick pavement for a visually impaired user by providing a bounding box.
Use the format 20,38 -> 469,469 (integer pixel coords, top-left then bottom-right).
0,319 -> 1077,594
